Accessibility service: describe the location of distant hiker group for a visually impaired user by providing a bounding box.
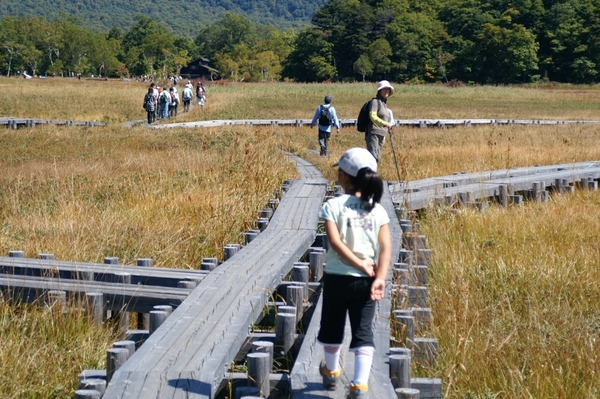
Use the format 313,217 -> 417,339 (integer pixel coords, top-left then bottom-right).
143,80 -> 207,124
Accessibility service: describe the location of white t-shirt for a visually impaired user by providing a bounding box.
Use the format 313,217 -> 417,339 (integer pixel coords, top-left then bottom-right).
319,194 -> 390,277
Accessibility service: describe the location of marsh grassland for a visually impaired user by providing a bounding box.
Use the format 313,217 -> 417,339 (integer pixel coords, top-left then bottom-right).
1,77 -> 600,398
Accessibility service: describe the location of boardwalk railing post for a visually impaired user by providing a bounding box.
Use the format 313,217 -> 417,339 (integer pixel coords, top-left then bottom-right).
251,341 -> 274,371
136,258 -> 152,330
390,354 -> 412,388
498,185 -> 508,208
396,387 -> 421,399
78,379 -> 106,395
106,348 -> 130,382
286,284 -> 304,323
109,272 -> 131,336
86,293 -> 105,324
395,314 -> 415,346
74,389 -> 102,399
44,290 -> 67,313
309,249 -> 325,282
113,340 -> 136,358
275,312 -> 296,354
293,263 -> 309,285
247,352 -> 271,397
149,310 -> 168,334
9,250 -> 25,258
245,230 -> 259,244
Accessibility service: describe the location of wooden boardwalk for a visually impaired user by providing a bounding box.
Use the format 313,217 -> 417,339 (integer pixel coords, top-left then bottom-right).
151,118 -> 600,130
391,161 -> 600,210
102,165 -> 329,398
0,256 -> 206,288
0,117 -> 106,129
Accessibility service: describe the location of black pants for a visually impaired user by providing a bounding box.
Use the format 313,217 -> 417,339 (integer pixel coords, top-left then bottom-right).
317,273 -> 376,349
147,110 -> 155,124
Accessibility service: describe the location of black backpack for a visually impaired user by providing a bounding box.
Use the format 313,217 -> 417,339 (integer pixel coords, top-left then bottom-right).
357,98 -> 375,132
318,106 -> 333,126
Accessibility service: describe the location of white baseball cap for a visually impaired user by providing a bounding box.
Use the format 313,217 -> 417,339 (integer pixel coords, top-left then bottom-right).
333,148 -> 378,177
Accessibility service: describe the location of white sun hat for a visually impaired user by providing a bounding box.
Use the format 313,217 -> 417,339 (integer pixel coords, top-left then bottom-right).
377,80 -> 395,95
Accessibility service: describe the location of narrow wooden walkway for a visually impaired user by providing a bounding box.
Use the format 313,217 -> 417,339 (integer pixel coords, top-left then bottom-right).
392,161 -> 600,210
0,117 -> 106,128
102,167 -> 328,398
151,118 -> 600,130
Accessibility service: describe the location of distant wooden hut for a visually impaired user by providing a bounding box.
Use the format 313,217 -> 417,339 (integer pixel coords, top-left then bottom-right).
180,57 -> 219,80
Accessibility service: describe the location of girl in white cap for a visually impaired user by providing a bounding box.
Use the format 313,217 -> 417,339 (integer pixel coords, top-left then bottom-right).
317,147 -> 392,399
365,80 -> 394,162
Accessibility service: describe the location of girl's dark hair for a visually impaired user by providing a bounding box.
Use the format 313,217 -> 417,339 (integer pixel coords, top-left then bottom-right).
348,167 -> 383,211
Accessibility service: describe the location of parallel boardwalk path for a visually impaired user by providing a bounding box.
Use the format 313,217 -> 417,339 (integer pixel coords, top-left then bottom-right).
392,161 -> 600,210
151,118 -> 600,130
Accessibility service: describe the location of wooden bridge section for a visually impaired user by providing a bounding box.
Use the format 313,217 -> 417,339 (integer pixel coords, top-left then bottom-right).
392,161 -> 600,211
0,117 -> 106,129
151,118 -> 600,130
102,162 -> 329,398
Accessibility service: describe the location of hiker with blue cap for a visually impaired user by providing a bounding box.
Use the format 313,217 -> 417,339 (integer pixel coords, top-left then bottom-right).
311,95 -> 340,157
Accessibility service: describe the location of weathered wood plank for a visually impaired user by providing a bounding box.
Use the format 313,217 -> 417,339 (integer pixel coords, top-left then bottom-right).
0,256 -> 206,288
0,275 -> 190,312
151,118 -> 600,130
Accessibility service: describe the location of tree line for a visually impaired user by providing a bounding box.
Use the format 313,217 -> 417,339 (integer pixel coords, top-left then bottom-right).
1,0 -> 600,84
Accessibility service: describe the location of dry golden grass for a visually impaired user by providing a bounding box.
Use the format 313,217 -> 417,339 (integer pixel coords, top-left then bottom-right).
1,77 -> 600,398
421,191 -> 600,398
0,124 -> 296,265
0,302 -> 115,399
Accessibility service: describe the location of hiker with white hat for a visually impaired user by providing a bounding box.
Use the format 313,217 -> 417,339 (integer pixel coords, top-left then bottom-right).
365,80 -> 395,162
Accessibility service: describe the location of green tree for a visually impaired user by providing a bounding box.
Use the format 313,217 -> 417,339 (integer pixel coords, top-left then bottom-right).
367,38 -> 393,78
283,28 -> 336,81
311,0 -> 380,80
214,53 -> 240,81
354,54 -> 374,81
196,13 -> 258,59
255,51 -> 282,81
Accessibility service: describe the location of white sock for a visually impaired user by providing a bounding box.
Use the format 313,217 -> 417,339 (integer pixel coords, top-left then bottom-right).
353,346 -> 374,385
323,344 -> 341,371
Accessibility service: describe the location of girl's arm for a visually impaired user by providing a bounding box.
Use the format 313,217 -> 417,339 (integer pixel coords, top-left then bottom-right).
371,223 -> 392,300
324,220 -> 375,276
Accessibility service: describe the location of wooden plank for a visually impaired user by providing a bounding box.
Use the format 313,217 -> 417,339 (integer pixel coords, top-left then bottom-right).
0,275 -> 190,312
0,256 -> 206,288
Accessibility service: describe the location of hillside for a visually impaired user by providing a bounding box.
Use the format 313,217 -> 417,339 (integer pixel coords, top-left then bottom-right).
0,0 -> 319,36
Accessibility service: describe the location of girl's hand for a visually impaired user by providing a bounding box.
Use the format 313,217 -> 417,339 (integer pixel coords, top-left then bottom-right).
360,260 -> 376,277
371,278 -> 386,300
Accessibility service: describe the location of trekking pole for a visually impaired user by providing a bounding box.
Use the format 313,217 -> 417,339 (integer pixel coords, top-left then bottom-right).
388,131 -> 403,183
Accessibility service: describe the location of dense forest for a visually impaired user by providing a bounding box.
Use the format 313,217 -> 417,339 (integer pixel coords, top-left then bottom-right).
1,0 -> 600,84
0,0 -> 319,35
